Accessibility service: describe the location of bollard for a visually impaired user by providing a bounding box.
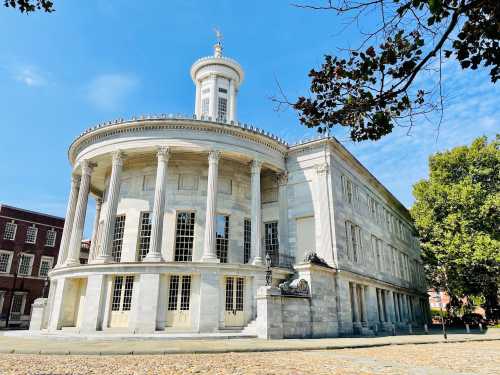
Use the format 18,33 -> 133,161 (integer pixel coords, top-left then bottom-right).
479,323 -> 483,333
424,323 -> 429,334
408,324 -> 413,334
466,323 -> 470,333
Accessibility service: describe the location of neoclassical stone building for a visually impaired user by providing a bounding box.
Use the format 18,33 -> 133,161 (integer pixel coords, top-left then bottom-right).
31,41 -> 429,338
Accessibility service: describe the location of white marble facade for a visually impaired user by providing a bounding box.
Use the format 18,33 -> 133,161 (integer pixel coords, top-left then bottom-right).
33,42 -> 429,337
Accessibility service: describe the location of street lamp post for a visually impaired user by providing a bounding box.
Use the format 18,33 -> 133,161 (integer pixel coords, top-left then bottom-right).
436,291 -> 447,340
265,252 -> 272,286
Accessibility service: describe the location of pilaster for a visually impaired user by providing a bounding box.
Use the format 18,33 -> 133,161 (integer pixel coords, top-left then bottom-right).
88,197 -> 103,262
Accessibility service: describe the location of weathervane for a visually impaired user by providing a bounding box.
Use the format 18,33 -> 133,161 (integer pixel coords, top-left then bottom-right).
214,27 -> 223,44
213,27 -> 223,57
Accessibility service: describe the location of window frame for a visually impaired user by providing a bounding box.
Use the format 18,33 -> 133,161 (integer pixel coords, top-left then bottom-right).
136,211 -> 152,261
174,211 -> 196,262
217,97 -> 227,122
0,250 -> 13,273
264,221 -> 279,266
111,215 -> 126,262
18,253 -> 34,276
45,228 -> 57,247
215,214 -> 230,263
25,225 -> 38,244
3,221 -> 17,241
243,219 -> 251,264
38,255 -> 54,277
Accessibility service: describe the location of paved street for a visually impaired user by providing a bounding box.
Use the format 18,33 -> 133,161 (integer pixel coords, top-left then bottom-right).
0,340 -> 498,374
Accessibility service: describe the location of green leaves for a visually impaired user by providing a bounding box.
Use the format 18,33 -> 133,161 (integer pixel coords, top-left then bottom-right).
411,136 -> 500,319
3,0 -> 54,13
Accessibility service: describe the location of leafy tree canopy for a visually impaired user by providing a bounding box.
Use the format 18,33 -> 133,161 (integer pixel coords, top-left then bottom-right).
292,1 -> 499,141
411,135 -> 500,319
4,0 -> 53,13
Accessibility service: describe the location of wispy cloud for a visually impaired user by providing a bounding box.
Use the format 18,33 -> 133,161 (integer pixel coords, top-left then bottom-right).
86,73 -> 138,110
14,66 -> 47,87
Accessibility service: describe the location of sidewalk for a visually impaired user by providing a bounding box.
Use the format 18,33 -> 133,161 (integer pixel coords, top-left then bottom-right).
0,328 -> 498,355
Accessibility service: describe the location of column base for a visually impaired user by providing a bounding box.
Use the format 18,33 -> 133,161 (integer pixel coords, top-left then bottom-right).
252,257 -> 264,266
92,255 -> 114,264
143,254 -> 164,262
201,254 -> 220,263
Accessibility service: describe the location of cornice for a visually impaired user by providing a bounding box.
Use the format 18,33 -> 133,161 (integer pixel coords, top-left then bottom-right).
68,116 -> 289,165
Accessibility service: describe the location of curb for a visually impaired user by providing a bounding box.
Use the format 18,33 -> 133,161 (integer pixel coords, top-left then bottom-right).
0,337 -> 498,356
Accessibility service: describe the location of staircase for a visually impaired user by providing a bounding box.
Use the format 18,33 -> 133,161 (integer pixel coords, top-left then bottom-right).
241,319 -> 257,336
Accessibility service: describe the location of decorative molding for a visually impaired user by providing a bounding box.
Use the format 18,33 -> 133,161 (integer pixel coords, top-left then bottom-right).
208,150 -> 221,164
111,150 -> 125,166
156,146 -> 171,161
277,171 -> 288,186
251,159 -> 263,175
316,162 -> 329,176
80,160 -> 95,176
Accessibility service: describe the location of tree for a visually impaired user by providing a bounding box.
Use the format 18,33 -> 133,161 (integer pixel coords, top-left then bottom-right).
4,0 -> 54,13
290,1 -> 499,142
410,136 -> 500,321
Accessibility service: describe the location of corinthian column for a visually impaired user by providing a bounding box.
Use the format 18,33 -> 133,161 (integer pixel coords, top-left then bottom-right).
201,150 -> 220,262
278,171 -> 289,264
65,160 -> 94,266
250,160 -> 263,265
145,147 -> 170,262
88,197 -> 103,262
95,151 -> 124,263
56,174 -> 80,267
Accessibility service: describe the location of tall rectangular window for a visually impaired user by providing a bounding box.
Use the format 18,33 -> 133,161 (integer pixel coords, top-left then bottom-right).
25,225 -> 38,244
10,294 -> 25,319
112,215 -> 126,262
45,229 -> 57,247
18,253 -> 34,276
217,97 -> 227,122
174,212 -> 195,262
243,219 -> 251,264
168,275 -> 180,311
180,275 -> 191,311
264,221 -> 279,266
111,275 -> 134,311
39,256 -> 54,277
122,276 -> 134,311
216,215 -> 229,263
3,221 -> 17,240
0,251 -> 12,273
201,98 -> 209,116
137,212 -> 152,261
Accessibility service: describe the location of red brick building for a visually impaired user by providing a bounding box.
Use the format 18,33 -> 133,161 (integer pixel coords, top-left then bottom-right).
0,204 -> 65,328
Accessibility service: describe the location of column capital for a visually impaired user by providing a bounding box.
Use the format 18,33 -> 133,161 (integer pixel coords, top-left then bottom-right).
251,159 -> 263,174
156,146 -> 171,161
80,160 -> 96,176
208,150 -> 221,164
111,150 -> 125,166
277,171 -> 288,186
316,162 -> 329,175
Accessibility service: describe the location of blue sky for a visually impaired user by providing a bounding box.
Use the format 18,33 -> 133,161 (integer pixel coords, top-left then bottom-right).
0,1 -> 498,237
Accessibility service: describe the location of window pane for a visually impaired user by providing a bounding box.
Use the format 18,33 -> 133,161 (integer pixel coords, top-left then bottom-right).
216,215 -> 229,263
225,277 -> 233,312
112,215 -> 126,262
180,276 -> 191,311
264,222 -> 279,266
111,276 -> 123,311
243,219 -> 251,264
174,212 -> 195,262
168,275 -> 179,311
137,212 -> 152,261
3,222 -> 17,240
0,252 -> 11,273
122,276 -> 134,311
